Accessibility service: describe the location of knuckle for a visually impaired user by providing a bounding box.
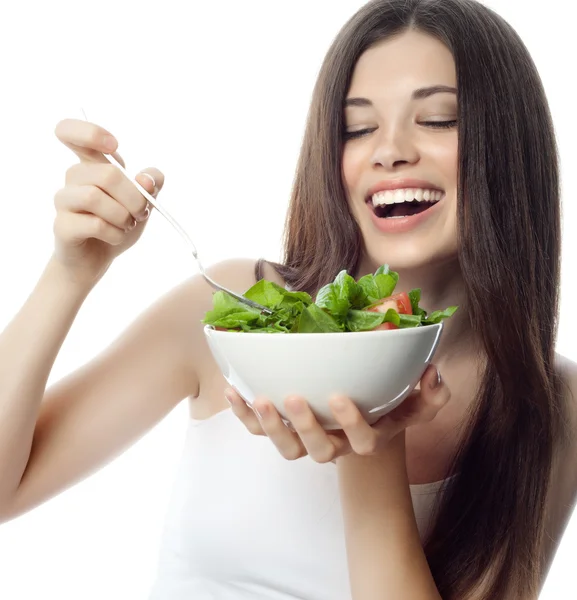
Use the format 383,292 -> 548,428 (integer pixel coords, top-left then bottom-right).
340,411 -> 364,429
64,163 -> 80,183
91,216 -> 108,236
52,217 -> 64,238
54,120 -> 65,138
102,164 -> 121,187
313,447 -> 336,464
53,187 -> 67,209
87,127 -> 104,149
82,186 -> 102,210
281,444 -> 304,461
355,437 -> 377,456
294,417 -> 317,435
124,212 -> 136,228
245,421 -> 264,436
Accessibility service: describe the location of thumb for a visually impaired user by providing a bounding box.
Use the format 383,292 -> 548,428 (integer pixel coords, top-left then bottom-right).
411,364 -> 451,424
386,364 -> 451,431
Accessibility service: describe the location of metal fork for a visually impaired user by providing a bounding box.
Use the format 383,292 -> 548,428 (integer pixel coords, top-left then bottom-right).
100,152 -> 274,316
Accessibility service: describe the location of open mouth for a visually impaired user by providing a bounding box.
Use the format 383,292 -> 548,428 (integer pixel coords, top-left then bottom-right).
367,189 -> 444,219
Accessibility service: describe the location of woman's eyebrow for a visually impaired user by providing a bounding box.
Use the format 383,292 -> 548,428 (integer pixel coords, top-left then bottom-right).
344,85 -> 458,107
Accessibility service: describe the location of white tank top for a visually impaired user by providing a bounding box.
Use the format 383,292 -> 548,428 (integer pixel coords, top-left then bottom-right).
148,409 -> 449,600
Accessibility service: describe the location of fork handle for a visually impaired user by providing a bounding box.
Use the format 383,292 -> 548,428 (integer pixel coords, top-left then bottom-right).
103,153 -> 200,259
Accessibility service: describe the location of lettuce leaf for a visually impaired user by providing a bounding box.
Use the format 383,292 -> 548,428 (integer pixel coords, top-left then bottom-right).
202,264 -> 458,333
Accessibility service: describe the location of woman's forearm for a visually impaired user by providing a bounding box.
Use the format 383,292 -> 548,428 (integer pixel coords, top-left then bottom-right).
0,257 -> 91,513
336,432 -> 442,600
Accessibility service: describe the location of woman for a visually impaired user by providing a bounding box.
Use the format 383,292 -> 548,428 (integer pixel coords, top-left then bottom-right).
0,1 -> 574,599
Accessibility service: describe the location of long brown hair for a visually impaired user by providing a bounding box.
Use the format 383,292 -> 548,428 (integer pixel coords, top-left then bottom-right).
263,0 -> 567,597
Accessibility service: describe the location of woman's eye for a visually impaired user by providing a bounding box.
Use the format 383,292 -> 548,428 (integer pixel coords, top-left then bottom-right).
343,128 -> 376,141
420,120 -> 458,129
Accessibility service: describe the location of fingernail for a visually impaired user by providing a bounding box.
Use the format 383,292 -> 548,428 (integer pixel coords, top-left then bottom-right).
224,390 -> 235,406
125,218 -> 137,232
139,172 -> 156,191
102,135 -> 117,152
430,367 -> 442,390
135,206 -> 150,223
287,398 -> 304,414
331,397 -> 347,412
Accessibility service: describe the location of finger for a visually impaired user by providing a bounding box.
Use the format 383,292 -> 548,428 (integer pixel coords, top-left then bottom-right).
387,364 -> 450,428
413,364 -> 451,421
65,162 -> 151,222
54,185 -> 136,232
283,396 -> 339,463
134,168 -> 165,220
224,388 -> 265,436
328,395 -> 381,455
253,396 -> 307,461
55,118 -> 123,164
53,211 -> 127,247
136,167 -> 165,195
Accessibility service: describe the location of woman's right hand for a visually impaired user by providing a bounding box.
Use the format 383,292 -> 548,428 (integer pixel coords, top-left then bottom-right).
51,118 -> 165,287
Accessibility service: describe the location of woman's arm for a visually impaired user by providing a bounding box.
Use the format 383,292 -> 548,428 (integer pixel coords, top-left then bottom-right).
0,257 -> 257,523
336,431 -> 442,600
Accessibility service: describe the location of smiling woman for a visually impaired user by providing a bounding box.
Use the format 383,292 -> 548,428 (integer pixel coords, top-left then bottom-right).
230,1 -> 575,599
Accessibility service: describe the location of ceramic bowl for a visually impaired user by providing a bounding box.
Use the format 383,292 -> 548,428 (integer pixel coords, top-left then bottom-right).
204,323 -> 444,429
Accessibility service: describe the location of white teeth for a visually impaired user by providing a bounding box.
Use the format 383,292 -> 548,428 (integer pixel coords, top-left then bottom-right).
371,188 -> 444,207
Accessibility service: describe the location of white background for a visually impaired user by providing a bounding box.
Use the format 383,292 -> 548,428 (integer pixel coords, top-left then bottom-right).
0,0 -> 574,598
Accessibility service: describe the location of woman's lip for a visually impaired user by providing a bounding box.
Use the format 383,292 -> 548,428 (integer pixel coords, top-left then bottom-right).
366,198 -> 443,234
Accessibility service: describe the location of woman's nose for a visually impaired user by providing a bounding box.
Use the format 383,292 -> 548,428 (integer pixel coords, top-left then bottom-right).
370,127 -> 420,169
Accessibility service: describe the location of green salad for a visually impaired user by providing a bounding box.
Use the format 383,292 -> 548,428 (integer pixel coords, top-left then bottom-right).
202,264 -> 458,333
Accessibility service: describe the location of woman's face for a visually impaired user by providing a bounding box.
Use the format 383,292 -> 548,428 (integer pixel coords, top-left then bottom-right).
342,30 -> 459,273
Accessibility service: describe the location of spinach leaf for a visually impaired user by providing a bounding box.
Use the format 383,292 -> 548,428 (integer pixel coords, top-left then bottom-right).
346,308 -> 400,332
297,304 -> 343,333
422,306 -> 459,324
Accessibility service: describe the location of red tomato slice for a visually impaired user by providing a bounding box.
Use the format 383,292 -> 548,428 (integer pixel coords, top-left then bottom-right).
366,291 -> 412,330
367,292 -> 412,315
390,292 -> 412,315
372,321 -> 398,331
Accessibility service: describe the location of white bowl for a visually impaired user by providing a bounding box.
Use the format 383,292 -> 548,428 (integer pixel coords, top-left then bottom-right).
204,323 -> 444,429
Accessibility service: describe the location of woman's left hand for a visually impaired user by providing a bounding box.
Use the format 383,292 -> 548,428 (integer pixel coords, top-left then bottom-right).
224,364 -> 450,463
